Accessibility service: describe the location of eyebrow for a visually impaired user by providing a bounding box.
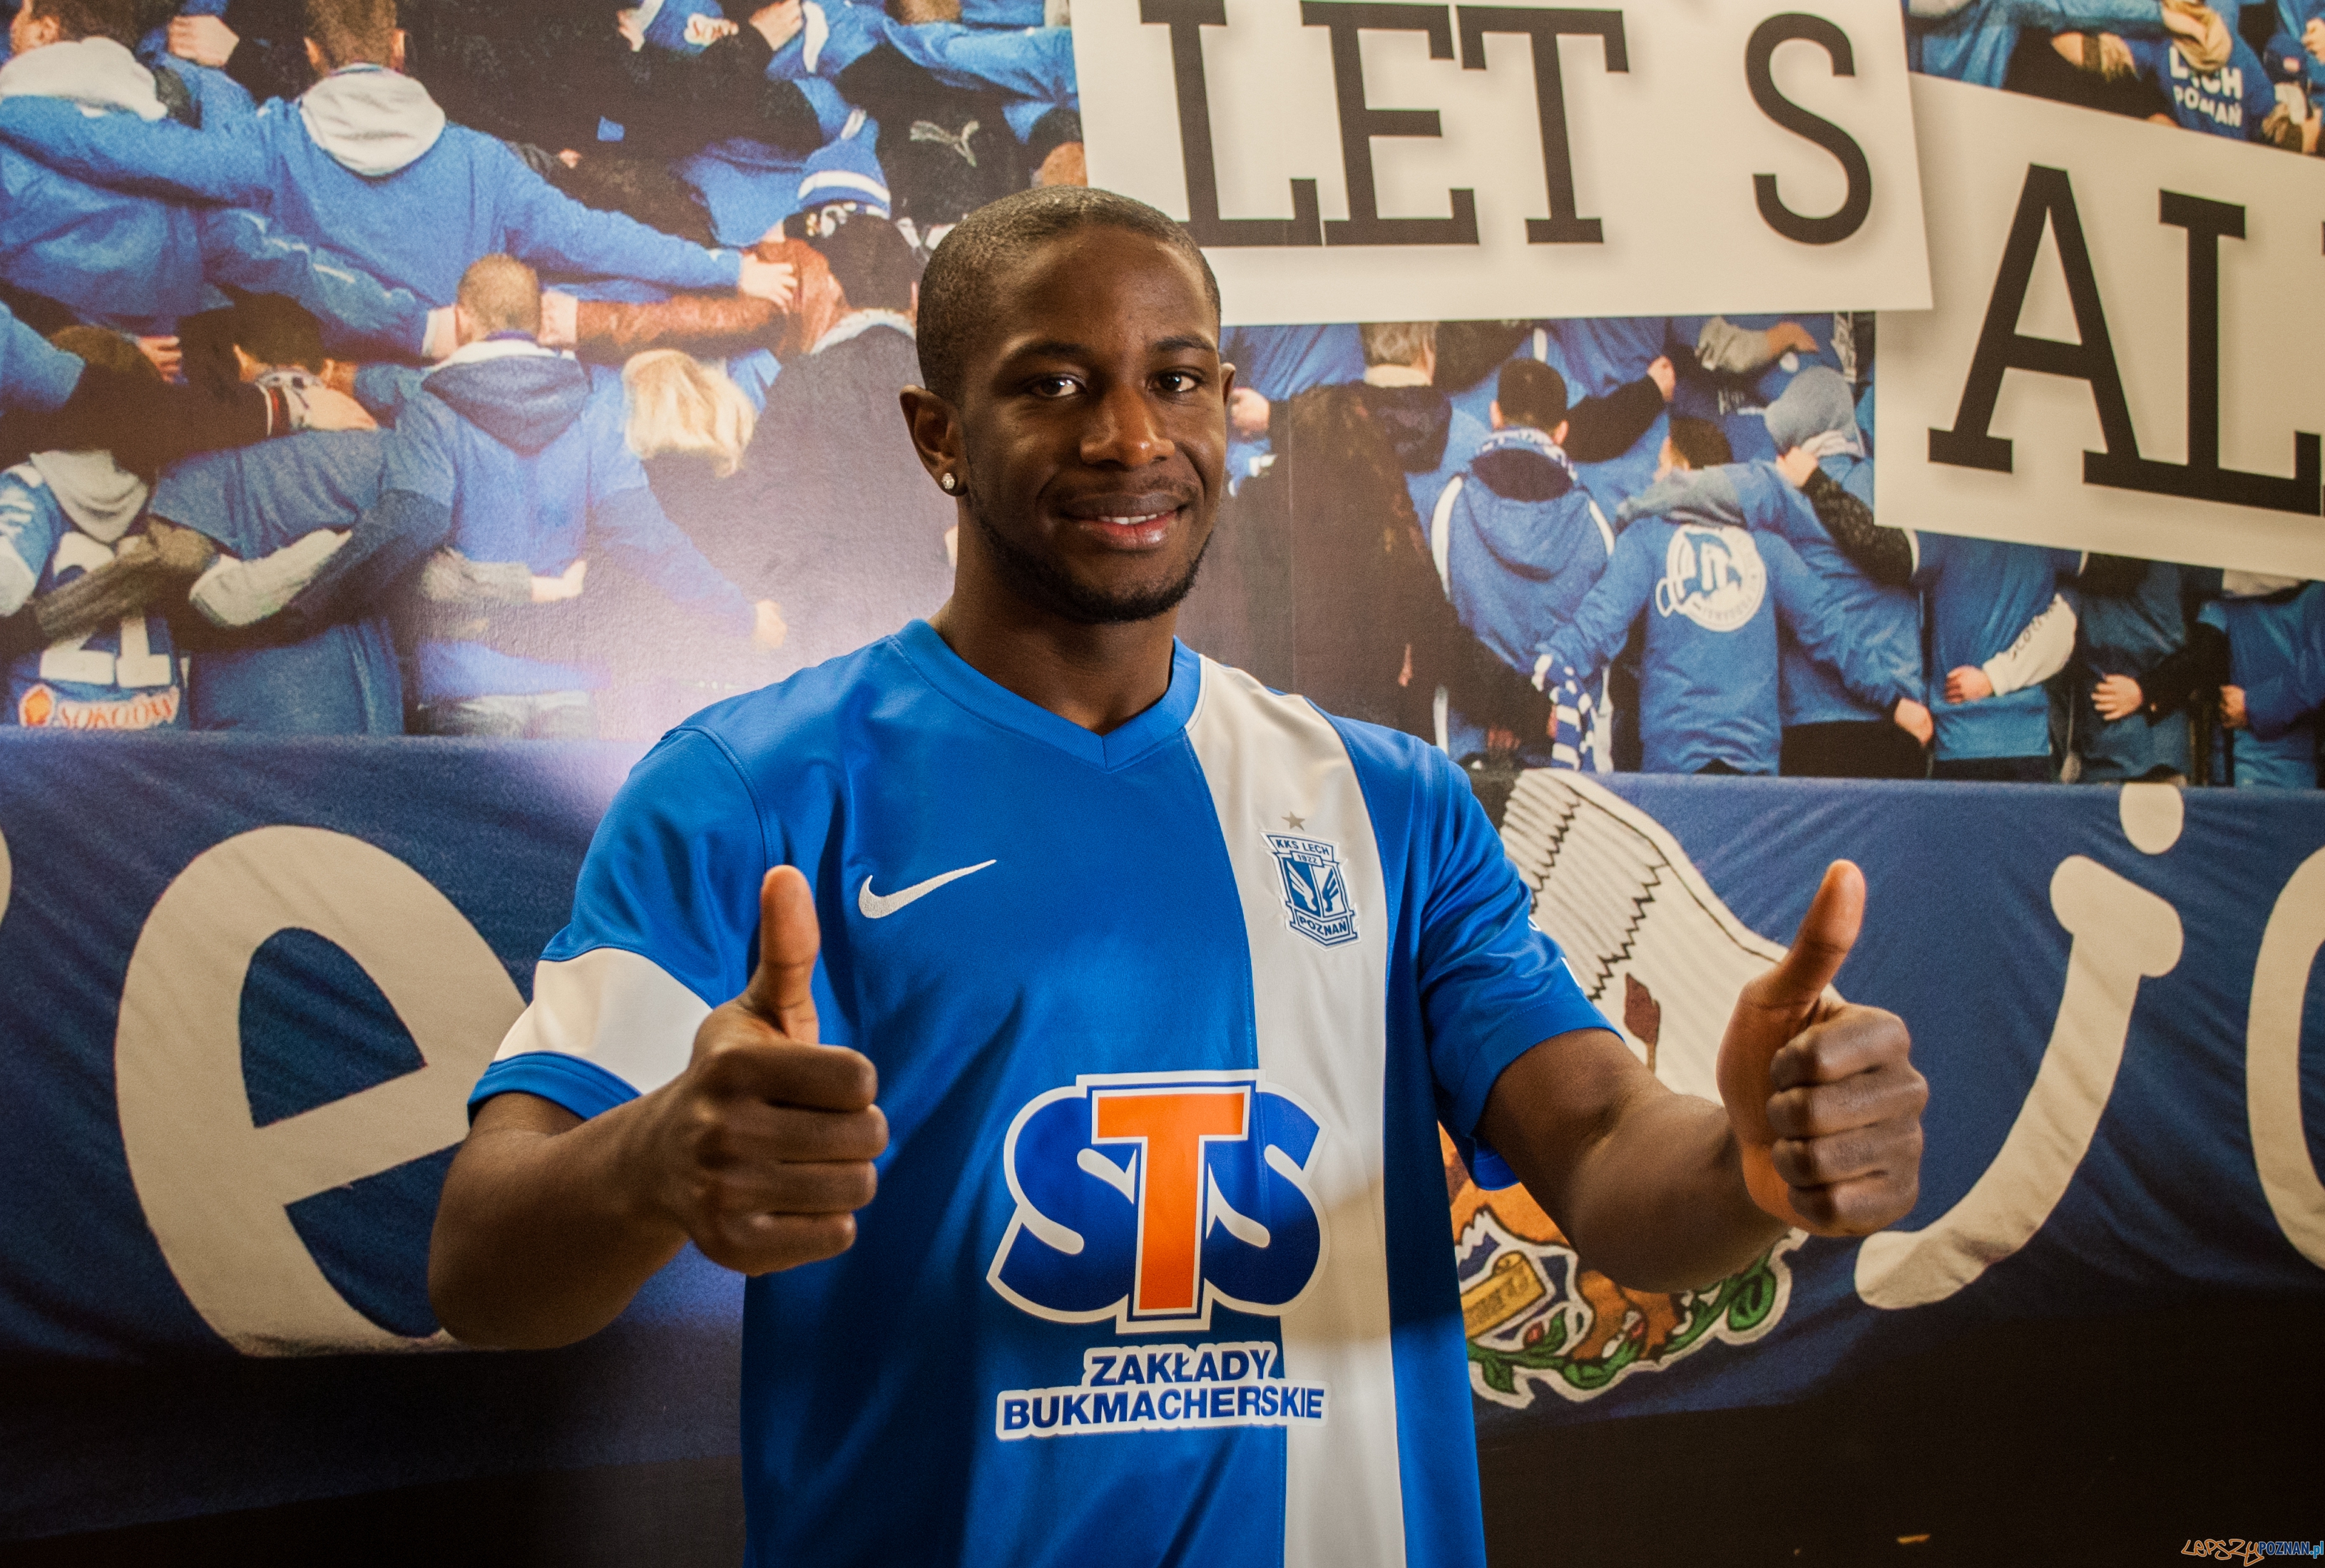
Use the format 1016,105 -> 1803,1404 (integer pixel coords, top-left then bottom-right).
1006,334 -> 1220,362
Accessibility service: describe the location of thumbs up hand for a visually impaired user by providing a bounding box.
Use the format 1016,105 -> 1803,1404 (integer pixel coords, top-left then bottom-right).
631,866 -> 886,1275
1715,861 -> 1926,1237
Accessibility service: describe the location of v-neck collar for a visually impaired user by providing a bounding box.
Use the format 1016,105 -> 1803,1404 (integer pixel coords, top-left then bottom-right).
892,619 -> 1202,772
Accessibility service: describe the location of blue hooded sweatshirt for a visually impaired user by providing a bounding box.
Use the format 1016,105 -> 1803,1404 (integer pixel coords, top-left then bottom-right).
1757,368 -> 1921,729
1538,463 -> 1913,774
1908,0 -> 2173,88
150,428 -> 401,734
2202,580 -> 2323,788
1439,426 -> 1612,676
1914,532 -> 2082,761
0,43 -> 434,349
0,65 -> 742,307
0,455 -> 185,729
388,344 -> 755,704
0,303 -> 81,415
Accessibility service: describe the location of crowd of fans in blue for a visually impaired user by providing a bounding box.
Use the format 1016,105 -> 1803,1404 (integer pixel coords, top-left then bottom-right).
0,0 -> 2314,783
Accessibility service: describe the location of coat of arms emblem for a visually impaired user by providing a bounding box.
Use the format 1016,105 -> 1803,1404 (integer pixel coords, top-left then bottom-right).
1264,834 -> 1356,947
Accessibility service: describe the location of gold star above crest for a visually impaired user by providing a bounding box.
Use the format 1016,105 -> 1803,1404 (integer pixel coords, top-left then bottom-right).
1282,813 -> 1307,830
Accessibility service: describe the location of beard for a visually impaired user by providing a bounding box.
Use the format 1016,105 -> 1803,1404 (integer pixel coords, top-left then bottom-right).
966,500 -> 1211,626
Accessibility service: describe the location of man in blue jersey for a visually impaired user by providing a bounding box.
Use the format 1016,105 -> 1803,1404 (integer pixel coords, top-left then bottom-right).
429,187 -> 1928,1568
0,326 -> 190,729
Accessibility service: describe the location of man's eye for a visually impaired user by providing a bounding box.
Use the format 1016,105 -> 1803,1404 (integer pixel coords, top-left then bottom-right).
1157,371 -> 1202,394
1031,376 -> 1080,399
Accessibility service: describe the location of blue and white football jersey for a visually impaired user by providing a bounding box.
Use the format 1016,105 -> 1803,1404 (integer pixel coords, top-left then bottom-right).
0,462 -> 185,731
471,620 -> 1610,1568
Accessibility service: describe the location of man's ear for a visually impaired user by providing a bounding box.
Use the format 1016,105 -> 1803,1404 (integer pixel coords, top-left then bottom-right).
1553,419 -> 1569,449
389,29 -> 407,72
304,36 -> 327,74
898,386 -> 964,491
1488,400 -> 1504,431
906,280 -> 920,328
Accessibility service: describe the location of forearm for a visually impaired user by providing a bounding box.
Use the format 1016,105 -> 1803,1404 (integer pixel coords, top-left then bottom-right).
1478,1032 -> 1784,1292
1801,469 -> 1913,588
574,293 -> 780,363
429,1092 -> 690,1351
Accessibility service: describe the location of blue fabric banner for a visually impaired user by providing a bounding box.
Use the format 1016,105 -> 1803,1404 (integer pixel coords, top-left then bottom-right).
1,733 -> 2319,1537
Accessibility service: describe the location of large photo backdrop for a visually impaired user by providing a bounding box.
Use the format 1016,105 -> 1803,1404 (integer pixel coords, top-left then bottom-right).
0,0 -> 2319,1557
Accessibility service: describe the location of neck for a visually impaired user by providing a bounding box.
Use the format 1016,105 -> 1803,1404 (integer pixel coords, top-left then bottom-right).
929,540 -> 1180,736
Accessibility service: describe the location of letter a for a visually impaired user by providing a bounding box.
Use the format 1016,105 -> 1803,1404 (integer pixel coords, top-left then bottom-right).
1927,165 -> 2141,477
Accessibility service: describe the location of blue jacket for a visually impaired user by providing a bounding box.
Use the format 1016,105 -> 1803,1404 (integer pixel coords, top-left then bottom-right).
388,345 -> 754,704
2241,579 -> 2325,746
2070,559 -> 2192,782
2203,583 -> 2323,788
1914,532 -> 2081,761
150,429 -> 401,735
0,303 -> 81,416
0,461 -> 185,729
1909,0 -> 2172,88
0,68 -> 742,307
0,140 -> 432,349
1540,463 -> 1913,774
1440,427 -> 1612,677
1752,449 -> 1922,728
2128,33 -> 2274,137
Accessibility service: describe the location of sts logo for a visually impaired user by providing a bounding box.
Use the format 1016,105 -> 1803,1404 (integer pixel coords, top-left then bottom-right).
988,1071 -> 1328,1333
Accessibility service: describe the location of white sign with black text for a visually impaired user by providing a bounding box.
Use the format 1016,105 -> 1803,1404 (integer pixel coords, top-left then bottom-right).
1881,76 -> 2325,578
1073,0 -> 1932,323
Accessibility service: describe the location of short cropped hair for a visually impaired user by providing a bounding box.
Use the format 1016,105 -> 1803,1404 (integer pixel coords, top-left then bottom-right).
916,185 -> 1220,405
51,324 -> 160,382
230,294 -> 327,374
815,218 -> 919,315
302,0 -> 396,68
622,351 -> 756,478
21,0 -> 145,47
1496,359 -> 1569,435
1666,415 -> 1732,472
1359,322 -> 1434,371
457,255 -> 541,338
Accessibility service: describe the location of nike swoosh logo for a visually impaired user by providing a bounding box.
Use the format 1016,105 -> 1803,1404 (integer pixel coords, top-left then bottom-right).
858,860 -> 997,919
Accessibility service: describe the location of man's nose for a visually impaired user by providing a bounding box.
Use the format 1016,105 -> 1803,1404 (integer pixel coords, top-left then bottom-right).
1080,379 -> 1172,468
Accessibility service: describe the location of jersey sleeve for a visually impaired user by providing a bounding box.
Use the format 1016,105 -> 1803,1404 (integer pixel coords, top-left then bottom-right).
1409,748 -> 1613,1137
469,727 -> 770,1119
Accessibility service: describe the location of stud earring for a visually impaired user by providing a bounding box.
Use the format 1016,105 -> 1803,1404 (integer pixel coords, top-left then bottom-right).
939,472 -> 959,493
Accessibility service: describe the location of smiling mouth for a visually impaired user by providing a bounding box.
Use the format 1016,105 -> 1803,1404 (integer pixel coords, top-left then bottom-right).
1063,500 -> 1189,548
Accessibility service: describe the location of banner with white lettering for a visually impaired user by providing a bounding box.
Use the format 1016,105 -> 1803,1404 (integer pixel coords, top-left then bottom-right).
1880,76 -> 2325,579
1073,0 -> 1933,322
3,739 -> 2319,1537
